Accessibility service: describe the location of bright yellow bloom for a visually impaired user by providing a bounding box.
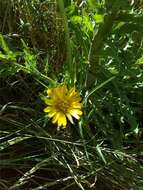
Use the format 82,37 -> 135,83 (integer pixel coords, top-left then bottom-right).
44,85 -> 82,128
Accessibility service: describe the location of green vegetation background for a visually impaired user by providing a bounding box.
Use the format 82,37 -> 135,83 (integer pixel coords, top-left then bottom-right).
0,0 -> 143,189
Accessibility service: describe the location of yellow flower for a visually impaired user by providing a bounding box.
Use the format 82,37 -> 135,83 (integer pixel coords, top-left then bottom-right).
44,85 -> 82,128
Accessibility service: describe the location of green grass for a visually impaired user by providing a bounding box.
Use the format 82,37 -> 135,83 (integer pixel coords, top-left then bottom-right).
0,0 -> 143,190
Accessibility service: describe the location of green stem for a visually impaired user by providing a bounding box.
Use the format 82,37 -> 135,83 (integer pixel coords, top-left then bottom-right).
57,0 -> 72,65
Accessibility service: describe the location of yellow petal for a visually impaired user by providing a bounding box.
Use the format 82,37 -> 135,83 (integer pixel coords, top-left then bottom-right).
48,111 -> 56,118
44,99 -> 53,105
53,88 -> 62,99
68,87 -> 76,98
76,109 -> 82,115
69,109 -> 82,120
58,113 -> 67,127
52,113 -> 60,124
71,102 -> 82,109
47,89 -> 52,96
44,107 -> 52,112
66,113 -> 74,124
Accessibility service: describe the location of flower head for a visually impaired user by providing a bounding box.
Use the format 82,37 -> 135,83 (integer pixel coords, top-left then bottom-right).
44,85 -> 82,128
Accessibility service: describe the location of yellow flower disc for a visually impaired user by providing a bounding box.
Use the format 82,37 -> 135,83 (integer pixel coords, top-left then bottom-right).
44,85 -> 82,128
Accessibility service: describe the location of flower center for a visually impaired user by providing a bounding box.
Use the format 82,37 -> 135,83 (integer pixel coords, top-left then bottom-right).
55,99 -> 70,113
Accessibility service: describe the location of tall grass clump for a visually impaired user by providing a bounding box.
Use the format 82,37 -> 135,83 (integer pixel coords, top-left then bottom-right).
0,0 -> 143,190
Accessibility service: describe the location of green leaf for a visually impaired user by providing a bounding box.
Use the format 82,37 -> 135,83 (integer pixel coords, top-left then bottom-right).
71,16 -> 82,24
135,56 -> 143,65
21,39 -> 37,71
82,16 -> 94,32
0,34 -> 10,53
0,63 -> 20,76
96,144 -> 107,164
94,14 -> 104,23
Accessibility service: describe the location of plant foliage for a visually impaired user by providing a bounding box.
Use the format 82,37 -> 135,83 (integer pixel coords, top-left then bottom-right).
0,0 -> 143,190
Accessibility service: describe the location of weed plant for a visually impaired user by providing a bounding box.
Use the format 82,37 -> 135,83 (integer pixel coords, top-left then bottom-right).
0,0 -> 143,190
